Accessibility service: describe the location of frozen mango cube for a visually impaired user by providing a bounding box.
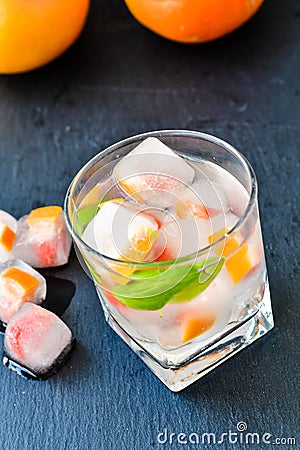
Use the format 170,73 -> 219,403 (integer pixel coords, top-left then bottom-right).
1,267 -> 41,298
181,315 -> 216,343
225,244 -> 253,284
209,227 -> 241,257
12,206 -> 72,268
27,206 -> 62,225
0,259 -> 46,323
0,225 -> 16,252
0,210 -> 18,262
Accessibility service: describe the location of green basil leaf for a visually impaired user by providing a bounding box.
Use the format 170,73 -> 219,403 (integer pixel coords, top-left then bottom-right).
170,258 -> 224,303
130,269 -> 162,280
112,257 -> 224,310
84,258 -> 102,286
75,196 -> 114,236
77,204 -> 99,228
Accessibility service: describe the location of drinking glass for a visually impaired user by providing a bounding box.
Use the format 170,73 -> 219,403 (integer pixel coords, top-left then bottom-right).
64,130 -> 274,391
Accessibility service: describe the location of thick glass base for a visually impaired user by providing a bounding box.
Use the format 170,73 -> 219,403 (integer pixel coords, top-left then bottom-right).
98,283 -> 274,392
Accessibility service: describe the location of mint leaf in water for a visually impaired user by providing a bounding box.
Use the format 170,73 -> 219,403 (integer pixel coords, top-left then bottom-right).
77,204 -> 98,227
84,259 -> 103,286
75,196 -> 113,236
170,258 -> 224,303
112,257 -> 224,310
73,204 -> 100,237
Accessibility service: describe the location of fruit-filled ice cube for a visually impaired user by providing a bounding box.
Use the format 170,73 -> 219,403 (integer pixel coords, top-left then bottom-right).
114,137 -> 195,208
0,210 -> 17,263
0,259 -> 46,324
157,217 -> 213,260
12,206 -> 72,268
3,303 -> 74,380
82,199 -> 160,263
175,180 -> 227,220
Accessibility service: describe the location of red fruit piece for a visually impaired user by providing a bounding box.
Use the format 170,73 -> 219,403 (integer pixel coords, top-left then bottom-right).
36,241 -> 57,266
105,291 -> 127,311
6,323 -> 24,360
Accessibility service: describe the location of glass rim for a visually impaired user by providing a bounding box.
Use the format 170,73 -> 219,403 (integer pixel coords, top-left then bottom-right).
64,129 -> 258,268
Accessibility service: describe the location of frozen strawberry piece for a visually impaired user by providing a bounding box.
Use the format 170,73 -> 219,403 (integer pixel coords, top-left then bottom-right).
36,241 -> 58,267
4,303 -> 74,379
0,259 -> 46,324
12,206 -> 72,268
175,179 -> 229,221
104,290 -> 128,312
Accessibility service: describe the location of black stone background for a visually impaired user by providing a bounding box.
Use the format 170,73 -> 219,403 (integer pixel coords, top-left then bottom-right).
0,0 -> 299,449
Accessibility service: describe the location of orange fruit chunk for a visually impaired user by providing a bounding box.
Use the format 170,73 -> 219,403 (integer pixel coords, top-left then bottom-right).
130,228 -> 159,253
118,180 -> 146,203
225,244 -> 253,284
0,225 -> 16,252
27,206 -> 62,225
1,267 -> 40,300
0,0 -> 90,74
124,0 -> 264,44
209,227 -> 241,257
181,315 -> 216,343
208,227 -> 229,245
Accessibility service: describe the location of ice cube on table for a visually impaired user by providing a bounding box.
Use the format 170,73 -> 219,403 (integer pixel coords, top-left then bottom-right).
12,206 -> 72,268
0,259 -> 46,324
0,210 -> 17,263
3,303 -> 74,380
113,137 -> 195,208
82,200 -> 160,263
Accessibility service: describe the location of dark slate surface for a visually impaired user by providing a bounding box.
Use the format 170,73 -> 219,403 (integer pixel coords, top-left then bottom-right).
0,0 -> 299,449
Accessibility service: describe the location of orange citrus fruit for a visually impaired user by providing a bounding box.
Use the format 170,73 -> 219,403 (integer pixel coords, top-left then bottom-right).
124,0 -> 264,43
0,0 -> 90,74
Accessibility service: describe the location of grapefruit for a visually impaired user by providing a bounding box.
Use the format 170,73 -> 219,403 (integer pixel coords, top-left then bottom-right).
124,0 -> 264,43
0,0 -> 90,74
